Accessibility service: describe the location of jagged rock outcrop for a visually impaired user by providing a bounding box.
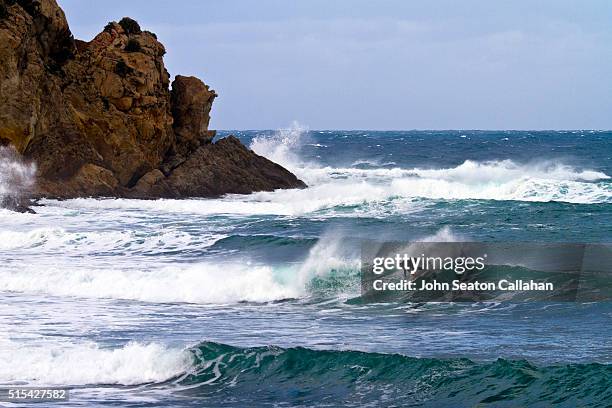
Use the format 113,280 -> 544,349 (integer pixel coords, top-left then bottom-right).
0,0 -> 305,200
131,136 -> 308,198
171,75 -> 217,153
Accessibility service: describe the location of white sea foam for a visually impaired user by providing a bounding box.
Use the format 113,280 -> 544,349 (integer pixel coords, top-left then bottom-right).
0,227 -> 224,253
0,340 -> 192,385
0,261 -> 302,304
248,125 -> 610,207
45,160 -> 610,218
0,229 -> 364,304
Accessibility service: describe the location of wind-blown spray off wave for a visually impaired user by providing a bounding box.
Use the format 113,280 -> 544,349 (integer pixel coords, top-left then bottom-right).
250,121 -> 309,172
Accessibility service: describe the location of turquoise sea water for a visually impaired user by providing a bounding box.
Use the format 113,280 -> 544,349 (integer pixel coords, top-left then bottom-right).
0,129 -> 610,406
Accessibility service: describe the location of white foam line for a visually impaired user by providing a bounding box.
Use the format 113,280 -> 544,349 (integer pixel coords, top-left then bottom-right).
0,340 -> 193,385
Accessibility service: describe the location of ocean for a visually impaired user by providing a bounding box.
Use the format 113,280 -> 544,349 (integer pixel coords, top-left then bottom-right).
0,128 -> 610,407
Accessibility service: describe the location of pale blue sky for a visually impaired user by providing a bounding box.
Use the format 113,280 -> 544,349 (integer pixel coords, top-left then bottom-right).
59,0 -> 612,130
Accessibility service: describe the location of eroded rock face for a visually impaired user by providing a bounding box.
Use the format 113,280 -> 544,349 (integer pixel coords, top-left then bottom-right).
171,75 -> 217,152
0,0 -> 76,153
0,0 -> 305,200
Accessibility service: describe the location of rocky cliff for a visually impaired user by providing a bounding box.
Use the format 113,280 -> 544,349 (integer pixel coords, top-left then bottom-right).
0,0 -> 305,202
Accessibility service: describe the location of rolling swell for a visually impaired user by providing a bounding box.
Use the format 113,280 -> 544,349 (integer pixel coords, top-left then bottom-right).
176,341 -> 612,407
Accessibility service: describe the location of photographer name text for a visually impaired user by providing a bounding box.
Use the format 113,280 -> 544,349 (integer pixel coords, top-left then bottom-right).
372,279 -> 554,292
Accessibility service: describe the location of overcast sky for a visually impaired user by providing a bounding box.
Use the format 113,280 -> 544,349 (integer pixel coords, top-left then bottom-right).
59,0 -> 612,130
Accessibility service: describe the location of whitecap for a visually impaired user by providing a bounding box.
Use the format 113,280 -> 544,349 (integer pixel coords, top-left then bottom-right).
0,340 -> 192,385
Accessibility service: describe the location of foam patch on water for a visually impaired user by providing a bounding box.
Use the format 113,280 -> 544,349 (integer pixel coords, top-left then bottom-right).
0,227 -> 225,254
0,339 -> 192,385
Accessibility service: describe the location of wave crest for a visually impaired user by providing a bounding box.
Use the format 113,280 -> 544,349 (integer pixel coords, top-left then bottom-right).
0,262 -> 301,304
179,341 -> 612,407
0,340 -> 192,385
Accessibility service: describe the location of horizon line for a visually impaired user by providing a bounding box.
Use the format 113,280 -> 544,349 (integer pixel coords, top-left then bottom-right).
214,128 -> 612,132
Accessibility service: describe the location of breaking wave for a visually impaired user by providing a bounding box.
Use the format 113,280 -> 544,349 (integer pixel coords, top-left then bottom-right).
0,339 -> 192,386
0,262 -> 302,304
45,159 -> 610,218
175,341 -> 612,407
247,124 -> 612,208
0,226 -> 474,304
0,230 -> 362,304
6,339 -> 607,407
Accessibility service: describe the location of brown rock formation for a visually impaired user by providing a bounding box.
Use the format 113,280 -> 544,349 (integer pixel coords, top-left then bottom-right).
171,75 -> 217,152
0,0 -> 305,201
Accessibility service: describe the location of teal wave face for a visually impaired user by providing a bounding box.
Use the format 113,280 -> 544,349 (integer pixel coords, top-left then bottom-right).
175,342 -> 612,407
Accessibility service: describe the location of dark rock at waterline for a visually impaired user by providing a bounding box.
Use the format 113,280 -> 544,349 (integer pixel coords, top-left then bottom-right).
0,0 -> 305,199
0,196 -> 36,213
129,136 -> 306,198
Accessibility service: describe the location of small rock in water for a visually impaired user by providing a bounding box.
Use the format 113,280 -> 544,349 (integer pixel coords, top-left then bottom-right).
0,196 -> 36,214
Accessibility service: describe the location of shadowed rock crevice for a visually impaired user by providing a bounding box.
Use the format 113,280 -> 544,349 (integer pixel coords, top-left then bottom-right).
0,0 -> 305,201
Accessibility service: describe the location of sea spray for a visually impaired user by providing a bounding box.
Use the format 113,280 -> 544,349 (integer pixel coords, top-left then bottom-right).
0,146 -> 36,210
296,231 -> 361,295
250,121 -> 310,172
420,226 -> 465,242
